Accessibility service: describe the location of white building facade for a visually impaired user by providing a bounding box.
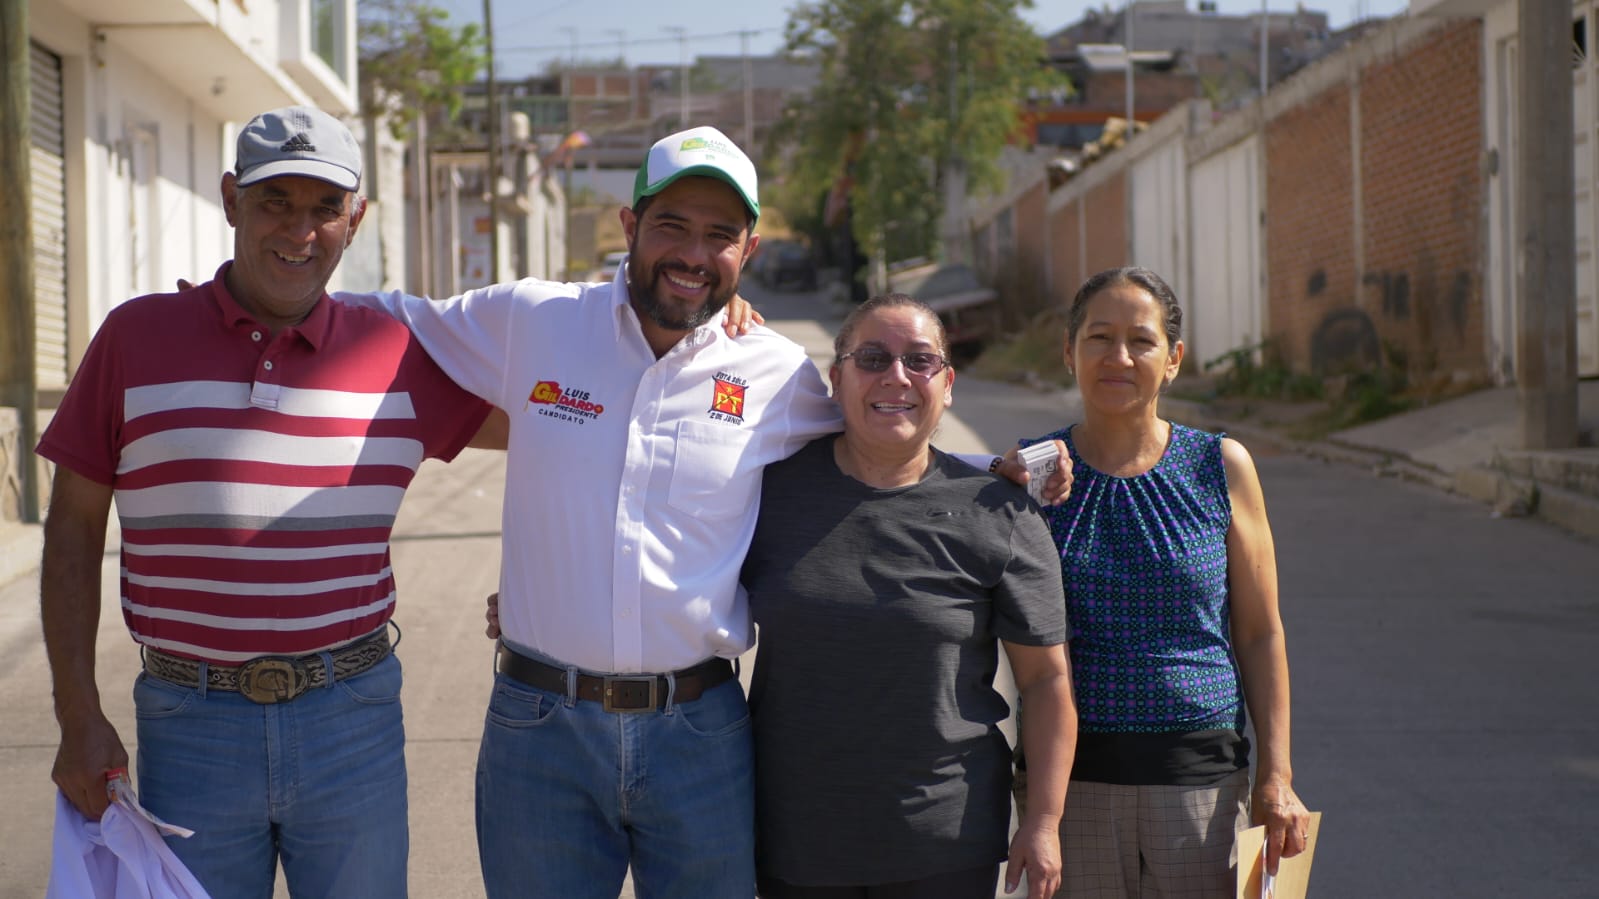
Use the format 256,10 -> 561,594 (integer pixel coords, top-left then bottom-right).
26,0 -> 359,393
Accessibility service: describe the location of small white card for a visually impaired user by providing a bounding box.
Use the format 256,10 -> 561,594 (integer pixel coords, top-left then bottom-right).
1017,442 -> 1060,503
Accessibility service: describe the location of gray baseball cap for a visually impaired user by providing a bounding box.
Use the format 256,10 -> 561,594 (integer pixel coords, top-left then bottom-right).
235,106 -> 361,191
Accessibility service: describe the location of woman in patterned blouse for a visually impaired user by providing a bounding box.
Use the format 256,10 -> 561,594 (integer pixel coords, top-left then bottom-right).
1013,267 -> 1311,898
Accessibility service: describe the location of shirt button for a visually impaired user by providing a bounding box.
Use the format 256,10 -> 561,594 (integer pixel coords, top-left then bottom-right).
622,545 -> 633,555
263,360 -> 274,371
250,330 -> 262,342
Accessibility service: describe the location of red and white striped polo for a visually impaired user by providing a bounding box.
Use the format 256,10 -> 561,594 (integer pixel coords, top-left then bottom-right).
38,264 -> 491,664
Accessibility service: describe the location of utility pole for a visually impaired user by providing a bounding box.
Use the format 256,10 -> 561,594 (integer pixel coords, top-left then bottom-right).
1259,0 -> 1269,98
606,29 -> 635,119
1124,1 -> 1135,129
0,0 -> 41,522
483,0 -> 500,283
740,29 -> 755,150
1516,0 -> 1578,448
414,114 -> 432,296
665,26 -> 688,128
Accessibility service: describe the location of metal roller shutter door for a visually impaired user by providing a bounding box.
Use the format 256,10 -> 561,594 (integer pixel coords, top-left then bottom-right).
30,42 -> 68,390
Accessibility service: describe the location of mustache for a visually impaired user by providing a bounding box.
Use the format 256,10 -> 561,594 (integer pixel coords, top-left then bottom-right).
654,261 -> 716,284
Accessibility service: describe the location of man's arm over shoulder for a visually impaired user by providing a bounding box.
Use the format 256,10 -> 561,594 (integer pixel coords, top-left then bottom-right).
745,327 -> 841,457
334,281 -> 549,407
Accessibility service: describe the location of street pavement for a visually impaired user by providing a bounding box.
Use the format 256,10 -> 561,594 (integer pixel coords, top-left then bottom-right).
1,279 -> 1595,896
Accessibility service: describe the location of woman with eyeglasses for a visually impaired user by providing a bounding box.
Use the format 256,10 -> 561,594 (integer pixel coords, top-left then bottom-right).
1011,267 -> 1310,897
740,292 -> 1078,899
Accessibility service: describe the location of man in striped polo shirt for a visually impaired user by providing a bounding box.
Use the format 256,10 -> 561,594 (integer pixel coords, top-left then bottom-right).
37,106 -> 496,897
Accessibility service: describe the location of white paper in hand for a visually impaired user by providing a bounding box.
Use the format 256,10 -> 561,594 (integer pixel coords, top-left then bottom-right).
1017,442 -> 1060,504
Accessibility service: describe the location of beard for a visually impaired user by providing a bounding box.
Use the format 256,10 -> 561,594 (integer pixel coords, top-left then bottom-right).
626,259 -> 738,331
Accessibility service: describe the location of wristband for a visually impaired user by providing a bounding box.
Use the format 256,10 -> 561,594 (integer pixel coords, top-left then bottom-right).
988,456 -> 1003,473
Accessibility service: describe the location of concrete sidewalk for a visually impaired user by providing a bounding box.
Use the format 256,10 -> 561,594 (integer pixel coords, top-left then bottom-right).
1162,380 -> 1599,542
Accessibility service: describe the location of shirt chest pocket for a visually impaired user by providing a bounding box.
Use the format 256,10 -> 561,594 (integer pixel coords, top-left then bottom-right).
667,420 -> 758,520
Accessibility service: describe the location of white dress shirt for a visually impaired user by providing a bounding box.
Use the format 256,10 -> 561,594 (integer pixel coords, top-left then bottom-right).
49,791 -> 211,899
346,278 -> 841,672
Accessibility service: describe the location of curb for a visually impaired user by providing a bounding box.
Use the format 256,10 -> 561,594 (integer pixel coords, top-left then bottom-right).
1161,399 -> 1599,543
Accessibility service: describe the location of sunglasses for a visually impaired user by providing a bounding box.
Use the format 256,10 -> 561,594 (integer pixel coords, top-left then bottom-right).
837,348 -> 950,377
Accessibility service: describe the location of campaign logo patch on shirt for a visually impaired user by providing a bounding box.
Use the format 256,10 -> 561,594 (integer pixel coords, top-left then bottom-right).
527,379 -> 605,425
709,373 -> 748,424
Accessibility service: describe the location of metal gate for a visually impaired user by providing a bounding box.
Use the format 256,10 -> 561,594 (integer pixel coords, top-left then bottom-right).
29,42 -> 68,390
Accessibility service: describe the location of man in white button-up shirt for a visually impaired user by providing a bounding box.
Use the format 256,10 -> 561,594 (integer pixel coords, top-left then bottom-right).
349,126 -> 838,898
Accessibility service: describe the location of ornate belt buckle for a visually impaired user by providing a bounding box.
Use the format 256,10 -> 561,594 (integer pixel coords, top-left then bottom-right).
238,657 -> 307,704
602,676 -> 658,713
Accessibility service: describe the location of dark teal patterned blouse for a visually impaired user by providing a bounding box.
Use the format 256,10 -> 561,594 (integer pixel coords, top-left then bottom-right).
1026,423 -> 1246,734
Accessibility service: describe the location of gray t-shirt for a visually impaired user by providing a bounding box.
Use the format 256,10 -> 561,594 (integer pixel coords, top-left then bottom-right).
743,436 -> 1067,885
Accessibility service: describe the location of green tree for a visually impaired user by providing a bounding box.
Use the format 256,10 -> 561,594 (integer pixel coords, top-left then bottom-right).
358,0 -> 486,141
774,0 -> 1061,269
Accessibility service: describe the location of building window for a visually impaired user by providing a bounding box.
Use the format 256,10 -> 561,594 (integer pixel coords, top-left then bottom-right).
312,0 -> 346,74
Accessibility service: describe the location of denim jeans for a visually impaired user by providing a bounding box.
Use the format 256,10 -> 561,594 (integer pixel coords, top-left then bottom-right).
132,653 -> 408,899
475,666 -> 755,899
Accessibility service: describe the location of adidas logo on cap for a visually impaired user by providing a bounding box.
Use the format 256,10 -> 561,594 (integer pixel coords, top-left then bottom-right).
235,106 -> 361,191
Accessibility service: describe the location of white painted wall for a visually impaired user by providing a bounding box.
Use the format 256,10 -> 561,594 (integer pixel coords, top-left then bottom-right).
1188,136 -> 1263,370
30,2 -> 233,345
1129,133 -> 1189,314
1575,2 -> 1599,376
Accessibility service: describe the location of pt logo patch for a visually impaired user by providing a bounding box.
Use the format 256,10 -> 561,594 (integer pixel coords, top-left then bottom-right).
709,373 -> 748,423
526,380 -> 605,425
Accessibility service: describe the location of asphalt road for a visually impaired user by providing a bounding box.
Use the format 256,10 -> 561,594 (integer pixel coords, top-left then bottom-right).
1,280 -> 1594,896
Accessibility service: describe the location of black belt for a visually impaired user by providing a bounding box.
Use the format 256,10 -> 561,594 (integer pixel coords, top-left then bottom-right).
142,628 -> 393,705
495,644 -> 735,713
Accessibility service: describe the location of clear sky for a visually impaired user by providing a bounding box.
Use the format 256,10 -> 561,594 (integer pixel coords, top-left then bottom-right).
430,0 -> 1412,79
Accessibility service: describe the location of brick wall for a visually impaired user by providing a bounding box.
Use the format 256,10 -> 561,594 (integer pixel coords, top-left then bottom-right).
1264,19 -> 1485,378
1003,179 -> 1050,326
1084,170 -> 1128,280
1050,197 -> 1084,311
977,17 -> 1488,381
1046,168 -> 1130,316
1265,86 -> 1356,371
1359,20 -> 1484,377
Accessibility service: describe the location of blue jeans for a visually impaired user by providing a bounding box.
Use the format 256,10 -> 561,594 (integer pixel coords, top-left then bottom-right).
475,663 -> 755,899
132,653 -> 408,899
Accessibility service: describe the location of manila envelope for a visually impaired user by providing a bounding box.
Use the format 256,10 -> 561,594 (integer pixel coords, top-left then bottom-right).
1236,811 -> 1322,899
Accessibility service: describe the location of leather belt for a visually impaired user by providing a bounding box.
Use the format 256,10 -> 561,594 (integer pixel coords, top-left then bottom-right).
495,644 -> 735,713
142,628 -> 393,705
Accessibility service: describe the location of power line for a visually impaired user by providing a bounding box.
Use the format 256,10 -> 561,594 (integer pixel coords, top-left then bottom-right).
494,0 -> 589,34
495,26 -> 781,56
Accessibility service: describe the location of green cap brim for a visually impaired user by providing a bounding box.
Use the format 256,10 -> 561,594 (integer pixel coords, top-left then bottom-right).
632,164 -> 760,224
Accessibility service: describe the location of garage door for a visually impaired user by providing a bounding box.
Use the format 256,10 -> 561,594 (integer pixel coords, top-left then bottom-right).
30,42 -> 68,390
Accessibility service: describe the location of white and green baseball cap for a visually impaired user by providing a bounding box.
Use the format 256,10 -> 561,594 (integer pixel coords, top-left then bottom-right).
632,126 -> 759,223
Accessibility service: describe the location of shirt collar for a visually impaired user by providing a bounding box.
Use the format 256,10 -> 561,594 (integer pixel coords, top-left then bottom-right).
208,260 -> 333,350
605,275 -> 721,356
